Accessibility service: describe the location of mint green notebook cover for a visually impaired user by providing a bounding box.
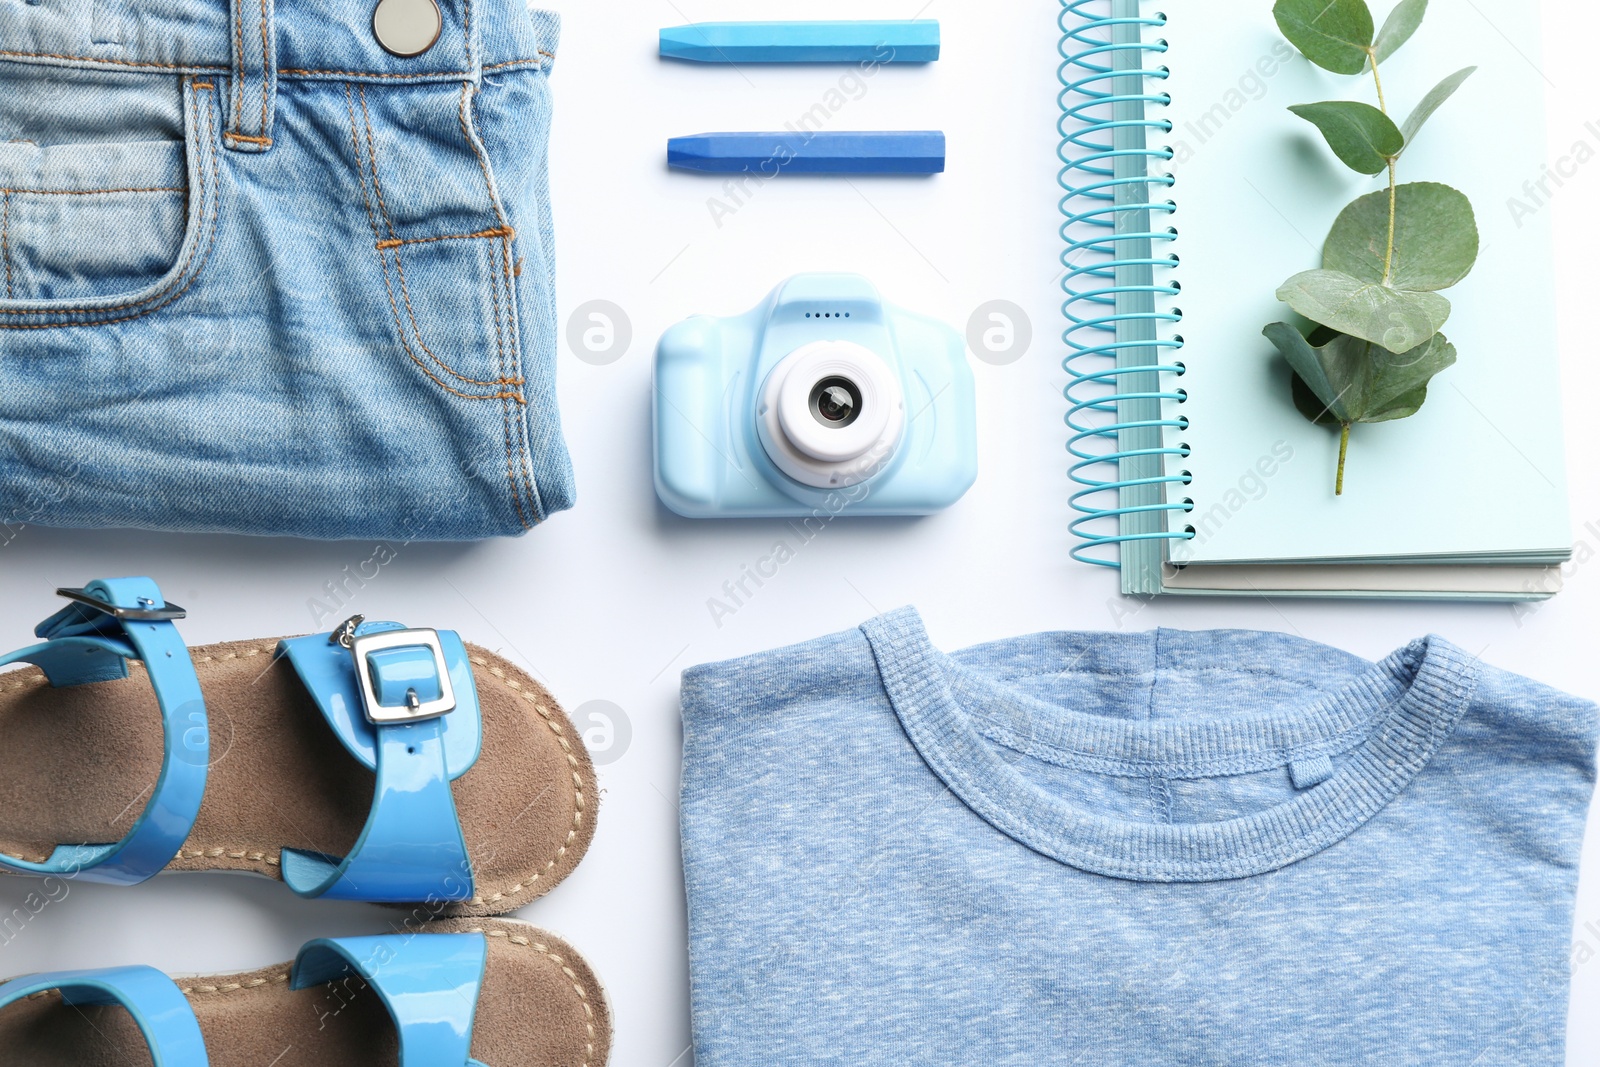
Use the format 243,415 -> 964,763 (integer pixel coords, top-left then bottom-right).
1069,0 -> 1573,596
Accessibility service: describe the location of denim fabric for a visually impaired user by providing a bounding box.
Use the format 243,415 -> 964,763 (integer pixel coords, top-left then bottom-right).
680,608 -> 1599,1066
0,0 -> 573,539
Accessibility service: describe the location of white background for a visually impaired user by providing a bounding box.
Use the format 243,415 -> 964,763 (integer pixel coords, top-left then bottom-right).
2,0 -> 1597,1064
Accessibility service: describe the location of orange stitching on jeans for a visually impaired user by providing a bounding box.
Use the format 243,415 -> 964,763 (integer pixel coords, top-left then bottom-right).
345,90 -> 389,249
0,112 -> 202,320
458,82 -> 508,230
500,235 -> 539,523
390,243 -> 519,382
344,78 -> 528,527
231,0 -> 245,134
469,87 -> 539,521
0,88 -> 214,319
258,0 -> 271,134
487,221 -> 531,527
193,82 -> 215,90
487,235 -> 508,374
357,92 -> 521,387
341,85 -> 486,398
280,67 -> 467,79
491,235 -> 531,529
474,134 -> 525,526
374,226 -> 513,250
0,89 -> 222,330
0,50 -> 224,71
0,51 -> 551,78
0,54 -> 545,79
2,192 -> 11,300
341,84 -> 522,403
224,132 -> 271,145
0,187 -> 184,196
355,86 -> 521,390
356,87 -> 400,245
483,53 -> 555,70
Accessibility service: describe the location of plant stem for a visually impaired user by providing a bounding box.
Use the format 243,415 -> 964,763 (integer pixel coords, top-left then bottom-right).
1368,48 -> 1398,286
1336,422 -> 1350,496
1383,160 -> 1397,284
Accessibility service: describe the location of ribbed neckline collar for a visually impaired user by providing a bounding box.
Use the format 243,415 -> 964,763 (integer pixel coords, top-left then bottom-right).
861,608 -> 1478,882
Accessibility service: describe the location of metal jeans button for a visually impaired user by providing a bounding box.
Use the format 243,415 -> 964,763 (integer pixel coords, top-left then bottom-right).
372,0 -> 442,58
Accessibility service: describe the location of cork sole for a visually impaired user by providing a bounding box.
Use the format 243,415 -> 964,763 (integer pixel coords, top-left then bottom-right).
0,918 -> 611,1067
0,638 -> 597,917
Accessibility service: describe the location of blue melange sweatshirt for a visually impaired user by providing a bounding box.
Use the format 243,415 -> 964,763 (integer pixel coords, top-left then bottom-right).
681,608 -> 1597,1066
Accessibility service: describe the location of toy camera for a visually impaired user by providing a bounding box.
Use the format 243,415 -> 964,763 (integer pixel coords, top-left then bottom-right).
652,273 -> 977,518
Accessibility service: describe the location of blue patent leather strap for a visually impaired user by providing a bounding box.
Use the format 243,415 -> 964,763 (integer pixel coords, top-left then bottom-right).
279,713 -> 471,901
0,578 -> 207,885
277,623 -> 479,902
291,933 -> 488,1067
0,965 -> 209,1066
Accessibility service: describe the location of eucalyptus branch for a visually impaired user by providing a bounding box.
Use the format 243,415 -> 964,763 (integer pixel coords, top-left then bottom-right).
1265,0 -> 1479,496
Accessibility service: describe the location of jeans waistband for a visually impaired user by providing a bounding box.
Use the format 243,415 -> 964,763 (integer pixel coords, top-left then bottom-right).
0,0 -> 556,84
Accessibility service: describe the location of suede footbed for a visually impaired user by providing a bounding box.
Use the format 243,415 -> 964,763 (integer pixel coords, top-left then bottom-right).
0,638 -> 597,917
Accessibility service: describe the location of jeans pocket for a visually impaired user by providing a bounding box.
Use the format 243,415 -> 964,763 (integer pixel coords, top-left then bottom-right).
341,79 -> 531,404
0,76 -> 223,329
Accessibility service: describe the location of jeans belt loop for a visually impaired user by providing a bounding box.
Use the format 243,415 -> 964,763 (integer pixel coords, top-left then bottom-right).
225,0 -> 279,153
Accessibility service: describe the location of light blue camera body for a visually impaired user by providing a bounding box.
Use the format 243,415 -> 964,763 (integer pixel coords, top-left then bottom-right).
653,274 -> 978,518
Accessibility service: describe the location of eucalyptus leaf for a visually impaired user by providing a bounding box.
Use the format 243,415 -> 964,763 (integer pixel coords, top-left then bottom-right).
1292,372 -> 1346,425
1373,0 -> 1428,63
1289,101 -> 1404,174
1266,323 -> 1457,424
1322,181 -> 1478,290
1364,382 -> 1433,421
1272,0 -> 1374,75
1400,66 -> 1476,147
1276,268 -> 1450,352
1292,374 -> 1432,425
1273,327 -> 1346,424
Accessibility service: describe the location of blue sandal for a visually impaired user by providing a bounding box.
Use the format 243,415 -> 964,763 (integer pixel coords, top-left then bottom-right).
0,578 -> 597,916
0,918 -> 610,1067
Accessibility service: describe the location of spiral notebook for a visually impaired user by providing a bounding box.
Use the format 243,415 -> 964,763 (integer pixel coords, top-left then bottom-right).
1059,0 -> 1573,599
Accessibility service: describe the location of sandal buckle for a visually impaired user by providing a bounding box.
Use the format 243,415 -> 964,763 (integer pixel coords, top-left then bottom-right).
56,586 -> 187,622
348,627 -> 456,725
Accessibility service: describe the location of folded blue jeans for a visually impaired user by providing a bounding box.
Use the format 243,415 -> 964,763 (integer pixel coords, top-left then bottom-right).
0,0 -> 574,539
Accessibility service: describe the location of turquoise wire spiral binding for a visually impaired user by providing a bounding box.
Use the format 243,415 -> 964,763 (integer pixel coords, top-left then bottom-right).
1059,0 -> 1191,572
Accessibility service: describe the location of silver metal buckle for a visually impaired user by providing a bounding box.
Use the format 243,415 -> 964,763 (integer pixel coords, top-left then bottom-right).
348,626 -> 456,725
56,587 -> 187,622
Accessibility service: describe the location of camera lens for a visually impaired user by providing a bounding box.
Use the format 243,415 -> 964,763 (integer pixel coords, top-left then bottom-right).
809,376 -> 862,427
757,340 -> 905,489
